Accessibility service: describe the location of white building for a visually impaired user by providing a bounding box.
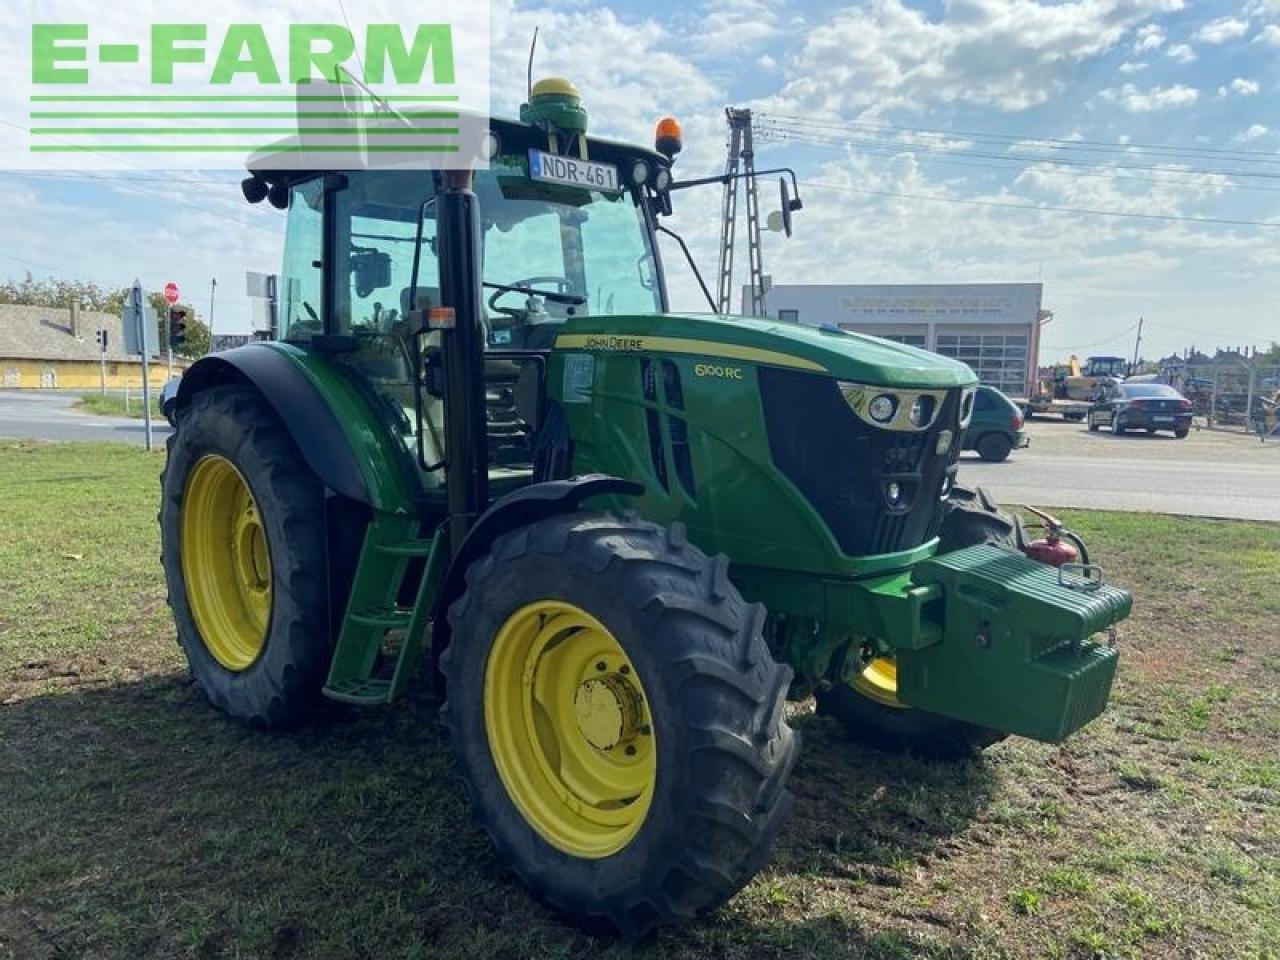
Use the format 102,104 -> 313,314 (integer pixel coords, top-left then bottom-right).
752,282 -> 1045,399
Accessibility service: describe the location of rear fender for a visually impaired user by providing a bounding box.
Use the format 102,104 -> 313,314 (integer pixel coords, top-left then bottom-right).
175,343 -> 417,511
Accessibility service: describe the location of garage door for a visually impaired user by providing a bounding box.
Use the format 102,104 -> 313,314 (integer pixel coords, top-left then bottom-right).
934,333 -> 1027,396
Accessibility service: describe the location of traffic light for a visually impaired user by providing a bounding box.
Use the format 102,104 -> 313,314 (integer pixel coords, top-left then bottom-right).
168,307 -> 188,349
95,329 -> 109,351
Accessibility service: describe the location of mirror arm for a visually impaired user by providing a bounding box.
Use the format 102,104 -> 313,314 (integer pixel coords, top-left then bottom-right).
669,166 -> 803,207
655,224 -> 718,313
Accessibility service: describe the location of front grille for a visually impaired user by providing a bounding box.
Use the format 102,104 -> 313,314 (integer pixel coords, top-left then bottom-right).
758,368 -> 962,556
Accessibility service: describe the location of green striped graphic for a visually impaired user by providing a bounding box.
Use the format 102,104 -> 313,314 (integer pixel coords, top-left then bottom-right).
31,111 -> 459,120
30,127 -> 460,136
30,144 -> 461,152
30,95 -> 461,102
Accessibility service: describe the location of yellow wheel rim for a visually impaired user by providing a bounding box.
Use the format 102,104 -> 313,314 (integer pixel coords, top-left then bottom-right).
484,601 -> 656,859
853,656 -> 907,709
181,454 -> 272,672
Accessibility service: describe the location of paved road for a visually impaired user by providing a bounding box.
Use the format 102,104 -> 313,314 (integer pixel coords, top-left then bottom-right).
0,390 -> 170,446
958,417 -> 1280,522
3,390 -> 1276,520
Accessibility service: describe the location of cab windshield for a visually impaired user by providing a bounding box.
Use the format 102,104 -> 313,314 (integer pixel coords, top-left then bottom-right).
478,159 -> 661,348
279,159 -> 662,348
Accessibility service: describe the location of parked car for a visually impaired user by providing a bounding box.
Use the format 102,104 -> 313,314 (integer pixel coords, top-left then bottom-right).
964,385 -> 1028,462
1087,382 -> 1192,438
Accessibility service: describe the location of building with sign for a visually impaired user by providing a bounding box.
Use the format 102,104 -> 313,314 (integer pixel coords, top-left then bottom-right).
753,282 -> 1046,398
0,303 -> 173,390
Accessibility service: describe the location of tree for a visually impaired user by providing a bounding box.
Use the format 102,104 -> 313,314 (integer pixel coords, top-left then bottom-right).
2,272 -> 211,357
0,272 -> 120,311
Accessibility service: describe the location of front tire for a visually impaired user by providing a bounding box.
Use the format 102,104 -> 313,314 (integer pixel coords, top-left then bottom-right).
1111,416 -> 1126,435
442,513 -> 797,937
160,385 -> 331,727
1088,415 -> 1100,432
976,432 -> 1013,462
816,486 -> 1013,758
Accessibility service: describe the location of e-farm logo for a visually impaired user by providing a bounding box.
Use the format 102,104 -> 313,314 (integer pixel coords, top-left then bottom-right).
17,12 -> 490,171
32,24 -> 455,88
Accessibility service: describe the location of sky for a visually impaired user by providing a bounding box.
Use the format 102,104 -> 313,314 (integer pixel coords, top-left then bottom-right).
0,0 -> 1278,362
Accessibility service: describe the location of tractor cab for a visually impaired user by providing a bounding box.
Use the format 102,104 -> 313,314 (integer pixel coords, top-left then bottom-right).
244,86 -> 673,499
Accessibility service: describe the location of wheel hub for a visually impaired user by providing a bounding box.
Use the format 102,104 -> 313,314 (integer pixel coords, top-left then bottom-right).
574,675 -> 642,751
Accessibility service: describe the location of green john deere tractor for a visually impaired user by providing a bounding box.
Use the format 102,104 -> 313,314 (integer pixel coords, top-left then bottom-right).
160,79 -> 1132,936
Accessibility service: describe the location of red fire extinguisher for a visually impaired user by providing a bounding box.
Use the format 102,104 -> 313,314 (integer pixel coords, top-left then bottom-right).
1022,506 -> 1083,568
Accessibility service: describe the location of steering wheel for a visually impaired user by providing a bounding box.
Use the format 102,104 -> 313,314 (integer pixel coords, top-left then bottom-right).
486,276 -> 577,321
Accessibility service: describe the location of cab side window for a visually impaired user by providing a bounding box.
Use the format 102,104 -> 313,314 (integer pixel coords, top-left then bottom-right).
280,180 -> 324,341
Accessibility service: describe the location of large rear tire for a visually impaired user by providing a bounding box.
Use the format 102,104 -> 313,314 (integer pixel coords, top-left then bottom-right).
160,385 -> 331,727
442,513 -> 797,937
815,486 -> 1016,758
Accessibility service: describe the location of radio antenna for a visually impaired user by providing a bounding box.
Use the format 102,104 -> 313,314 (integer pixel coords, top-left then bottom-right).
527,27 -> 539,99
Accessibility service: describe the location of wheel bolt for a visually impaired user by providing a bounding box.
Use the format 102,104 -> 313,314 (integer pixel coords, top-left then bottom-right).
619,664 -> 630,675
595,661 -> 607,672
625,745 -> 636,756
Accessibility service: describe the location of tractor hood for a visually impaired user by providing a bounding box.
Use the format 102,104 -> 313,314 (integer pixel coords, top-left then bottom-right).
554,313 -> 976,389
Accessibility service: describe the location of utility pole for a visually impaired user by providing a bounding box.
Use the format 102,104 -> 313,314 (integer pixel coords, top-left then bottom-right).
1131,316 -> 1144,373
716,108 -> 766,316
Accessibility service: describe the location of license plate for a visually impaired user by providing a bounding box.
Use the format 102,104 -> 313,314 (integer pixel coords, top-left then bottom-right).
528,149 -> 619,192
1153,416 -> 1173,422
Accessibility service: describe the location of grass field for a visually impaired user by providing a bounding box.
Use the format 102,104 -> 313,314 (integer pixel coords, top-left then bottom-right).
75,392 -> 164,420
1,440 -> 1277,960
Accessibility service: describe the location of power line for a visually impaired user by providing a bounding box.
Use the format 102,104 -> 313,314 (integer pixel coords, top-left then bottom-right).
0,119 -> 281,236
760,130 -> 1280,195
758,113 -> 1280,165
759,125 -> 1280,184
1043,323 -> 1141,352
800,180 -> 1280,229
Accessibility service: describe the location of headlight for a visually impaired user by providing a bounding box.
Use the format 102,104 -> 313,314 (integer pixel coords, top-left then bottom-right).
839,381 -> 947,432
935,429 -> 953,455
630,159 -> 651,186
910,395 -> 937,428
869,394 -> 896,423
654,167 -> 672,191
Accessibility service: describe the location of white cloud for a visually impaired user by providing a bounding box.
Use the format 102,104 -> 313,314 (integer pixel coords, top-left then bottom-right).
1193,17 -> 1250,44
1237,123 -> 1269,141
1255,24 -> 1280,46
1165,43 -> 1197,62
757,53 -> 779,72
1230,77 -> 1261,95
1101,82 -> 1199,112
764,0 -> 1187,116
686,0 -> 781,56
1119,60 -> 1149,72
1134,23 -> 1166,51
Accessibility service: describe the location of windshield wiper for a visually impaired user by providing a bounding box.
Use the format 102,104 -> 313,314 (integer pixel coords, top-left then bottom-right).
483,281 -> 586,306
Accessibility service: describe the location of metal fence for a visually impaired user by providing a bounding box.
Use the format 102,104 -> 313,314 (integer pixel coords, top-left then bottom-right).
1160,364 -> 1280,438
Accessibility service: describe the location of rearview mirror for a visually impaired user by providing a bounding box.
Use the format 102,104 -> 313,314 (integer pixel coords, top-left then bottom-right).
351,249 -> 392,298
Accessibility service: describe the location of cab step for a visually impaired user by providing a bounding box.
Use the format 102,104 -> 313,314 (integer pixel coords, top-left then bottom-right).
324,677 -> 393,704
348,607 -> 413,629
322,516 -> 446,707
